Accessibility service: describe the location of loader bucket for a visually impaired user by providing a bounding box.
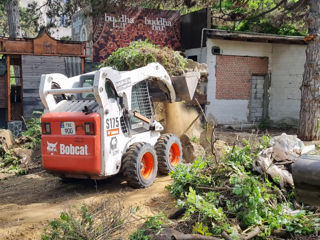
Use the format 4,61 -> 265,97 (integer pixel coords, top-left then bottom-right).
292,155 -> 320,206
171,72 -> 200,102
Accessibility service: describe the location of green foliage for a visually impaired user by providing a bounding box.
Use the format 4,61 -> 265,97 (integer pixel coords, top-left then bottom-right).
193,222 -> 213,236
0,3 -> 39,38
60,36 -> 73,41
0,112 -> 41,175
100,40 -> 187,76
0,150 -> 19,168
42,205 -> 94,240
178,187 -> 232,235
168,137 -> 320,238
0,0 -> 308,38
129,230 -> 150,240
235,18 -> 306,36
0,3 -> 7,37
0,150 -> 26,175
129,214 -> 166,240
0,149 -> 26,175
208,0 -> 307,36
258,135 -> 271,150
42,201 -> 128,240
129,213 -> 165,240
144,214 -> 164,231
167,157 -> 212,198
22,111 -> 42,149
19,6 -> 39,37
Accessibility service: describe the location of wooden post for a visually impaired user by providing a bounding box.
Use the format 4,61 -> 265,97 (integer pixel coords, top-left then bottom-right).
81,57 -> 85,73
19,56 -> 23,118
6,55 -> 10,122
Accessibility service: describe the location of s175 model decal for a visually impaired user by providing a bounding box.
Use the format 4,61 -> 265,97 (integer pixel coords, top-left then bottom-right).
107,128 -> 119,136
106,117 -> 119,129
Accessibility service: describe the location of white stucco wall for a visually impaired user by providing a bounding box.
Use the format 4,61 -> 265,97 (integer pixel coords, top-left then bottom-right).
269,44 -> 306,123
184,47 -> 207,63
49,27 -> 72,39
205,39 -> 272,124
204,38 -> 306,125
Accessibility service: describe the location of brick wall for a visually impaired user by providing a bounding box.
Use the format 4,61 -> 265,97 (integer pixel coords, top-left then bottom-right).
216,55 -> 268,99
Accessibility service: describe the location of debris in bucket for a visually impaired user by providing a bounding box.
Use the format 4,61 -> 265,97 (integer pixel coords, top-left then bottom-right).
100,39 -> 208,77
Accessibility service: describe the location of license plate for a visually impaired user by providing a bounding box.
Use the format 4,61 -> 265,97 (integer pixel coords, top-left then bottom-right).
61,122 -> 75,135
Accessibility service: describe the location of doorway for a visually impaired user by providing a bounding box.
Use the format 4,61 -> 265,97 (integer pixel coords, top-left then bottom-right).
249,75 -> 266,122
9,55 -> 23,121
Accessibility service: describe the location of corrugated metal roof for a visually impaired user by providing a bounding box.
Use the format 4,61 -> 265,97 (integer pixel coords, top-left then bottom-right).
207,29 -> 306,45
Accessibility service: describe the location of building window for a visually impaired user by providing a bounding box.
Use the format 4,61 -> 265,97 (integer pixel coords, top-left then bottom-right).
60,15 -> 69,27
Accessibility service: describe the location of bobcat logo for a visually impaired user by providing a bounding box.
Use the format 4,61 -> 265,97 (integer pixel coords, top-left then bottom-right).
47,141 -> 58,155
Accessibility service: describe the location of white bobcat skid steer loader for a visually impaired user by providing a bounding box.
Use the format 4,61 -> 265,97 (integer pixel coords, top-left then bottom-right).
39,63 -> 199,188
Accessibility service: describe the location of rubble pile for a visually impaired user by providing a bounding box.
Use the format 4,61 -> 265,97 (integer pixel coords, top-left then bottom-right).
254,133 -> 313,188
161,133 -> 320,240
0,129 -> 41,174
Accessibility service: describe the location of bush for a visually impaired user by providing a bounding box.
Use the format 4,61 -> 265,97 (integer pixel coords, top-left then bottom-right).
129,214 -> 166,240
22,111 -> 42,149
42,200 -> 132,240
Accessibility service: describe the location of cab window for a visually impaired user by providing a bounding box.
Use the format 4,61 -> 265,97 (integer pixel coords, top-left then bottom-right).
105,80 -> 117,99
81,78 -> 94,99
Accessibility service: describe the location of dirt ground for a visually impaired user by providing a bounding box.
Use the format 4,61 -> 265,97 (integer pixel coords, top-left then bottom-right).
215,126 -> 298,145
0,171 -> 176,240
0,127 -> 312,240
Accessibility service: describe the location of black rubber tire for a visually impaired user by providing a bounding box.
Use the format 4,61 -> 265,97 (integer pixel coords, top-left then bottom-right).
155,134 -> 183,175
122,142 -> 158,188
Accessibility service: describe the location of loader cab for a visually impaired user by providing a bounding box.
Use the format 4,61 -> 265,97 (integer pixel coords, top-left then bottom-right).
79,75 -> 118,102
80,75 -> 95,100
105,79 -> 117,100
129,80 -> 153,134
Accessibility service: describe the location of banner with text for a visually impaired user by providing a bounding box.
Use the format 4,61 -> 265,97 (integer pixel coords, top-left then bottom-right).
92,8 -> 181,63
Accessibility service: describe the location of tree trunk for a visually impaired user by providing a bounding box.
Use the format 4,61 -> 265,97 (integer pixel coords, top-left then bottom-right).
298,0 -> 320,140
6,0 -> 21,38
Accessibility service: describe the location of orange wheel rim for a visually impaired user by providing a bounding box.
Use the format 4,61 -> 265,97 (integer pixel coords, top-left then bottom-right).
141,152 -> 154,179
170,143 -> 180,167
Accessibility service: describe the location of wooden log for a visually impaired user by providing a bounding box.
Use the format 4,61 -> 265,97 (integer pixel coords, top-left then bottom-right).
168,208 -> 186,219
172,233 -> 222,240
221,231 -> 233,240
156,228 -> 222,240
241,226 -> 261,240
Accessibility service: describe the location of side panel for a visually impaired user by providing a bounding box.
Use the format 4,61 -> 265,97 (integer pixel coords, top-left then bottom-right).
102,98 -> 123,175
41,112 -> 101,175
